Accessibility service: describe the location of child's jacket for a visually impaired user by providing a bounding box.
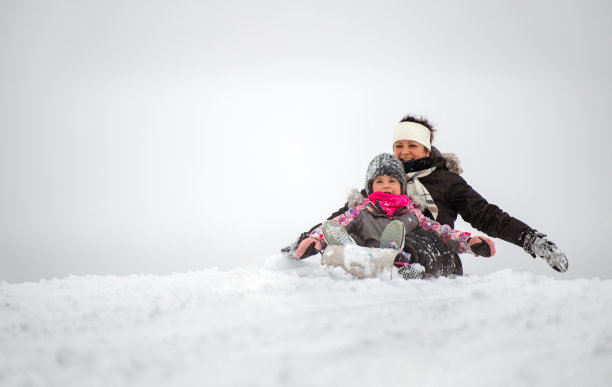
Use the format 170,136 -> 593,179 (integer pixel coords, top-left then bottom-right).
310,194 -> 472,253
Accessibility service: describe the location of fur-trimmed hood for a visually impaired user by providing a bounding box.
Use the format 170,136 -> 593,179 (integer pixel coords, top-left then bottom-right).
438,152 -> 462,174
429,147 -> 463,174
346,188 -> 366,208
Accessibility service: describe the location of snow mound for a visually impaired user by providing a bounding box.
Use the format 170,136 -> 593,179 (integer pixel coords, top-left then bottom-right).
1,256 -> 611,387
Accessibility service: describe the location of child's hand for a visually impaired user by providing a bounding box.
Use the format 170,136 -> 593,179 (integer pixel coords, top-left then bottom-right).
295,237 -> 323,259
468,236 -> 496,257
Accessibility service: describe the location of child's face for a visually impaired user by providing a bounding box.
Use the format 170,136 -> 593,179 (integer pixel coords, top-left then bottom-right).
372,176 -> 402,195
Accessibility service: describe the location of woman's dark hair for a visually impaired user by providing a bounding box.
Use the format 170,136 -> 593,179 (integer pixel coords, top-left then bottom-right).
399,114 -> 436,144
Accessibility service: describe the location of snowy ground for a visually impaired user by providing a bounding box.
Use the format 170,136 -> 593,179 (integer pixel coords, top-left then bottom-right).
1,255 -> 611,387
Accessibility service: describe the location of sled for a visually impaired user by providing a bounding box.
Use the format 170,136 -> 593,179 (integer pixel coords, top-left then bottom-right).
321,244 -> 399,279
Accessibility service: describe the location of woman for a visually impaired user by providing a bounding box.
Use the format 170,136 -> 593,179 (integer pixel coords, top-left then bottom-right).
388,115 -> 567,273
282,115 -> 568,275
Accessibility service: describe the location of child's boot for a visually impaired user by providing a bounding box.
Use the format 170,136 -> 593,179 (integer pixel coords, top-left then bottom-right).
322,220 -> 355,246
380,220 -> 406,250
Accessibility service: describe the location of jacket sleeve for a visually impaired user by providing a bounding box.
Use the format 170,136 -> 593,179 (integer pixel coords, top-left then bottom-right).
410,207 -> 472,253
447,174 -> 532,246
326,203 -> 350,220
308,203 -> 368,248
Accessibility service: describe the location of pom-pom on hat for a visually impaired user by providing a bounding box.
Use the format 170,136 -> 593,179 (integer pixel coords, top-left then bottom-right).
392,121 -> 432,150
365,153 -> 407,195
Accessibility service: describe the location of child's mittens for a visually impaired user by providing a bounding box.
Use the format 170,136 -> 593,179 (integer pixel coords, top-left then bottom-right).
468,236 -> 496,257
295,237 -> 323,259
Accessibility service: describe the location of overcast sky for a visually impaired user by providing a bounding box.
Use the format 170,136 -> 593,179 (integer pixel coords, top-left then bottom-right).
1,0 -> 611,283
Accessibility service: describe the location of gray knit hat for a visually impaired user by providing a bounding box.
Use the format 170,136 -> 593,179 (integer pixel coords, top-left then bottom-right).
365,153 -> 407,195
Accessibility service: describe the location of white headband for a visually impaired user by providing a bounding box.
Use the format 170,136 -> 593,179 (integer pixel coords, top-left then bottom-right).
392,122 -> 431,150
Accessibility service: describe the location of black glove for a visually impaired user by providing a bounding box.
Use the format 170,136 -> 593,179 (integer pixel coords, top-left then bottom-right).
521,229 -> 568,273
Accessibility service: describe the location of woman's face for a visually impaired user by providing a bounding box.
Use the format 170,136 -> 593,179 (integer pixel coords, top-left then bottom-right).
393,140 -> 430,161
371,176 -> 402,195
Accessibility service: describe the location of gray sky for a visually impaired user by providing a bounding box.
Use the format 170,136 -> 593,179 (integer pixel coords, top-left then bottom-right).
2,0 -> 611,282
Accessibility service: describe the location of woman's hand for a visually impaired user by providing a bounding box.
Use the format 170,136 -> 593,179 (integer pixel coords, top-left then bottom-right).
468,236 -> 496,257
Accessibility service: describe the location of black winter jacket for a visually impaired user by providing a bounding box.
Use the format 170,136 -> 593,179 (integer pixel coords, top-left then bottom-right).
327,147 -> 531,248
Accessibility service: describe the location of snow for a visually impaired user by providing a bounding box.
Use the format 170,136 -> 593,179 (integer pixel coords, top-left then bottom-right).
2,255 -> 611,387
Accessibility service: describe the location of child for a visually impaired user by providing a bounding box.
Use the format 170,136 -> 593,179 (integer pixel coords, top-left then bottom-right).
293,153 -> 495,279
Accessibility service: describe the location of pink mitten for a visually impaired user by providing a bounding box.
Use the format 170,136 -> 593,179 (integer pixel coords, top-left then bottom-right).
468,236 -> 496,257
295,237 -> 323,259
